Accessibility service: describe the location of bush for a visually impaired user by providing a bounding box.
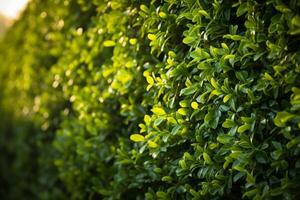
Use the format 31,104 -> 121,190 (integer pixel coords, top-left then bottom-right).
1,0 -> 300,199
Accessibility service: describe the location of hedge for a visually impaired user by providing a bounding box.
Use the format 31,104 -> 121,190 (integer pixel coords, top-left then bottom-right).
1,0 -> 300,199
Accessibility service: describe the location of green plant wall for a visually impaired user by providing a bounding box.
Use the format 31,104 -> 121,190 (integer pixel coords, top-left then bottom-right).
1,0 -> 300,199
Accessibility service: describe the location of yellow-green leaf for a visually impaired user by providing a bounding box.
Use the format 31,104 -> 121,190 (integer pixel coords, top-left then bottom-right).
224,54 -> 235,60
130,134 -> 145,142
203,152 -> 212,164
129,38 -> 137,45
221,42 -> 229,50
223,94 -> 232,103
140,5 -> 149,13
168,51 -> 176,58
191,101 -> 199,109
264,73 -> 273,81
211,89 -> 222,96
159,12 -> 167,18
147,34 -> 157,41
146,76 -> 154,85
146,85 -> 152,91
222,119 -> 236,128
161,176 -> 172,182
103,40 -> 116,47
210,78 -> 219,88
274,111 -> 296,127
246,172 -> 255,184
151,107 -> 166,115
179,159 -> 187,169
178,108 -> 188,115
144,115 -> 151,125
199,10 -> 210,18
148,141 -> 158,148
179,100 -> 189,107
237,124 -> 251,133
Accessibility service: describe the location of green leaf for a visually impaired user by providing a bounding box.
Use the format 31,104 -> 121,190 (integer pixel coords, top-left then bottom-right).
291,15 -> 300,27
140,5 -> 149,13
203,152 -> 212,164
222,119 -> 236,128
199,10 -> 210,18
179,160 -> 187,169
223,34 -> 244,41
180,85 -> 198,96
154,117 -> 164,126
221,43 -> 229,50
275,5 -> 291,13
233,165 -> 245,172
217,134 -> 234,144
204,109 -> 221,129
246,172 -> 255,184
183,36 -> 196,44
179,100 -> 189,107
171,125 -> 181,135
161,176 -> 172,182
255,151 -> 268,164
183,152 -> 193,160
189,189 -> 199,197
168,51 -> 176,58
272,141 -> 282,150
271,150 -> 282,160
243,189 -> 258,198
210,78 -> 219,88
224,54 -> 235,60
233,172 -> 245,182
190,48 -> 210,59
236,3 -> 248,17
156,191 -> 168,198
286,136 -> 300,149
237,124 -> 250,133
274,111 -> 295,127
210,89 -> 222,97
196,91 -> 209,103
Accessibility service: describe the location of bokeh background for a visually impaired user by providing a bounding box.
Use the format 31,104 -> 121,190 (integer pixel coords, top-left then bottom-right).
0,0 -> 28,35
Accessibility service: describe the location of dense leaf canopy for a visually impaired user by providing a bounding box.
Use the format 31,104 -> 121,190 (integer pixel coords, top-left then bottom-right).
1,0 -> 300,199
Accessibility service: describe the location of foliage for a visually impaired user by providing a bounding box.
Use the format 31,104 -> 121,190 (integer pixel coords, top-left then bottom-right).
1,0 -> 300,199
